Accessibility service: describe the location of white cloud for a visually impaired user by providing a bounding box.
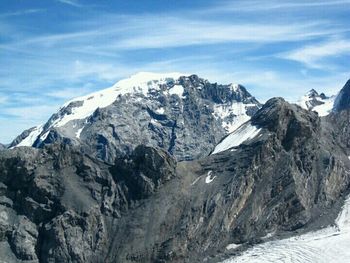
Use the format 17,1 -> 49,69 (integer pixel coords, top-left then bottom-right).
56,0 -> 82,7
281,39 -> 350,68
4,15 -> 342,52
210,0 -> 350,13
0,96 -> 8,105
0,9 -> 44,18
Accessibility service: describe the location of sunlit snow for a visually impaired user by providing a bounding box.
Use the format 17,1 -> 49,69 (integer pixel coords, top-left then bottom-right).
222,197 -> 350,263
54,72 -> 184,127
212,122 -> 261,154
205,171 -> 216,183
15,125 -> 43,147
298,91 -> 336,117
213,103 -> 255,133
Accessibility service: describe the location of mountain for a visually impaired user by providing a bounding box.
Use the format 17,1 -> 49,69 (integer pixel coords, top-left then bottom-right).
0,143 -> 5,150
2,89 -> 350,262
10,72 -> 260,162
298,89 -> 335,116
298,79 -> 350,117
333,79 -> 350,112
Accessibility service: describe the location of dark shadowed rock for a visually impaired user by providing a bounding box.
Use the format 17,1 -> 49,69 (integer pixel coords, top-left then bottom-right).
333,79 -> 350,112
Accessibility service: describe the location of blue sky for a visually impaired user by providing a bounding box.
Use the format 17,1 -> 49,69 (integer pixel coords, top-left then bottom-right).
1,0 -> 350,143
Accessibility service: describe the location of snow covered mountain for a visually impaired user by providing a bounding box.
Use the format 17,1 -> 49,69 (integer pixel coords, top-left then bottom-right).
297,79 -> 350,117
10,72 -> 261,162
297,89 -> 336,116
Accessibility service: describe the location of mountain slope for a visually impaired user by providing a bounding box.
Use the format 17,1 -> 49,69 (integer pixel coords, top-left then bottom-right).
2,96 -> 350,262
11,72 -> 260,162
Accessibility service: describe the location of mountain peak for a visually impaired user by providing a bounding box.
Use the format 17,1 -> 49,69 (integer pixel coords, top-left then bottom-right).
298,89 -> 334,117
333,79 -> 350,112
306,89 -> 319,97
114,71 -> 185,88
11,73 -> 260,162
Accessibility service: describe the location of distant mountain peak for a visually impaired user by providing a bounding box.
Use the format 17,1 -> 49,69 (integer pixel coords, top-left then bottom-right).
11,72 -> 260,162
297,89 -> 334,117
306,88 -> 319,97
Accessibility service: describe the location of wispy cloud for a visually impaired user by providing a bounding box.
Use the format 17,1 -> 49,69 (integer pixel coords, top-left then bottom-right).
210,0 -> 350,13
0,96 -> 8,105
4,15 -> 343,52
56,0 -> 82,7
281,39 -> 350,68
0,9 -> 44,18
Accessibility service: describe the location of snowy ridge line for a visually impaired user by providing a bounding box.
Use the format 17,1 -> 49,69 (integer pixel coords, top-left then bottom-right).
13,72 -> 186,147
15,125 -> 43,148
55,72 -> 185,128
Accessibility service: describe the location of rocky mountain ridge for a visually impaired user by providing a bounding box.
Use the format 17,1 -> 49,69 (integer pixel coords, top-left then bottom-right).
10,72 -> 260,162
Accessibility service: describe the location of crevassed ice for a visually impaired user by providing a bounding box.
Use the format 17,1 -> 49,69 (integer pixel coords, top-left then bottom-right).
222,197 -> 350,263
212,122 -> 261,154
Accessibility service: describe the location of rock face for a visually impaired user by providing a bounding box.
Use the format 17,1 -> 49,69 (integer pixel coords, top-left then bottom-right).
333,79 -> 350,112
2,96 -> 350,262
10,73 -> 260,162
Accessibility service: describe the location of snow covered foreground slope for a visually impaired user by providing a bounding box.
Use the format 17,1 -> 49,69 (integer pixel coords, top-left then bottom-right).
223,197 -> 350,263
12,72 -> 260,161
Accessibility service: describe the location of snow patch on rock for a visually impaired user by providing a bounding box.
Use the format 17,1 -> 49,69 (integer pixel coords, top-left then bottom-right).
213,103 -> 254,133
15,125 -> 43,147
212,122 -> 261,154
205,171 -> 216,184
